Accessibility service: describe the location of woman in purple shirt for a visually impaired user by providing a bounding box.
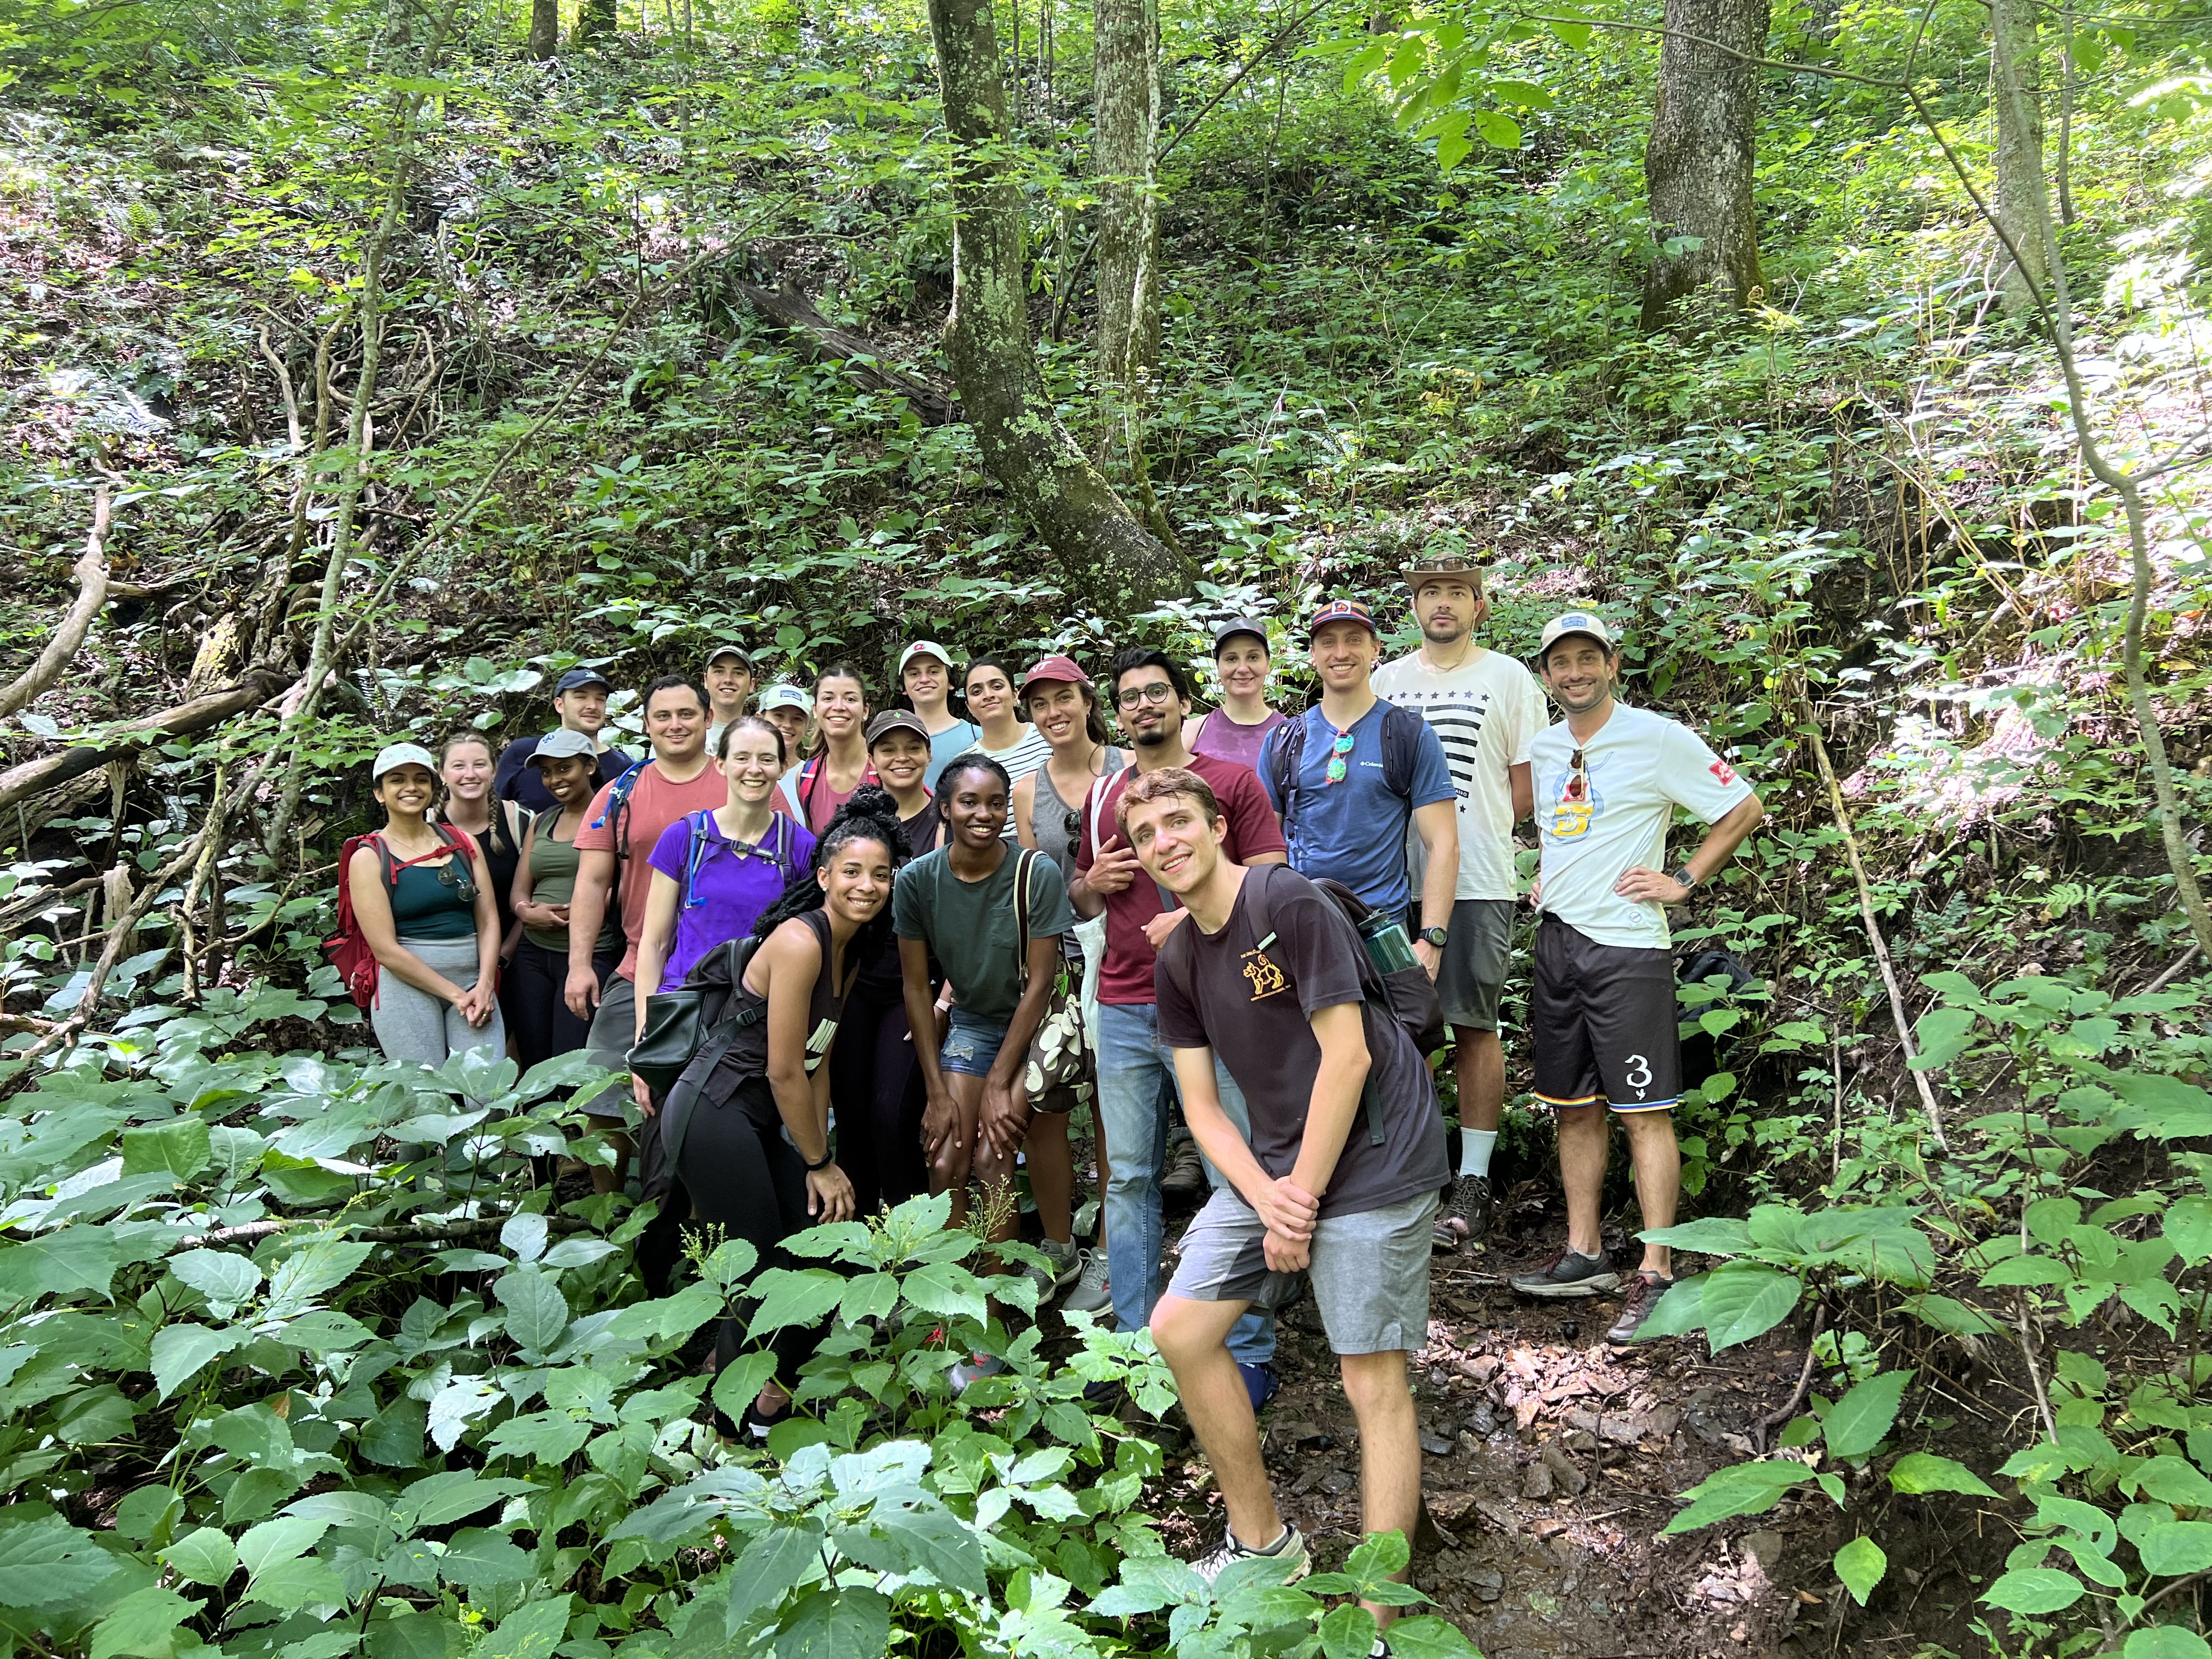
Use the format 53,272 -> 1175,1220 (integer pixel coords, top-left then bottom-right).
1186,617 -> 1287,772
633,716 -> 819,1016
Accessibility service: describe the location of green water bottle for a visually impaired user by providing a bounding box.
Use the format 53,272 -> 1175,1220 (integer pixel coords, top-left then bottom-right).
1357,908 -> 1418,976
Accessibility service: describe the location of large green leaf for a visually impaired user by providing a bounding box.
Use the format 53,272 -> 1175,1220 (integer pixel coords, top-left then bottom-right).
833,1508 -> 985,1595
1319,1604 -> 1380,1659
2132,1456 -> 2212,1508
169,1250 -> 262,1312
393,1472 -> 535,1531
0,1226 -> 126,1301
264,1238 -> 374,1316
1661,1460 -> 1811,1535
1888,1453 -> 1997,1498
727,1525 -> 826,1632
1822,1370 -> 1910,1460
159,1527 -> 239,1587
1833,1537 -> 1886,1606
1697,1263 -> 1802,1351
772,1586 -> 890,1659
898,1262 -> 989,1323
496,1269 -> 569,1354
2137,1520 -> 2212,1577
88,1585 -> 202,1659
120,1118 -> 212,1182
150,1323 -> 251,1400
478,1600 -> 571,1659
437,1528 -> 534,1587
746,1269 -> 850,1338
0,1510 -> 125,1606
1982,1567 -> 2085,1614
2126,1628 -> 2212,1659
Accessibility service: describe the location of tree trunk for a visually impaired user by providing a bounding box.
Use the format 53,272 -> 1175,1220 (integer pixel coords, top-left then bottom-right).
924,0 -> 1187,600
1092,0 -> 1160,386
1989,0 -> 2049,314
1640,0 -> 1770,329
529,0 -> 560,58
574,0 -> 616,42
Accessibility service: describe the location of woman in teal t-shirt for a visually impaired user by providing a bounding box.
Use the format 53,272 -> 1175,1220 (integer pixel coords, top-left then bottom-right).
892,755 -> 1079,1351
348,742 -> 506,1069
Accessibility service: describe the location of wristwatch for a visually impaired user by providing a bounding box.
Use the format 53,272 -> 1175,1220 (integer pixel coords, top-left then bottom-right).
1419,926 -> 1450,948
1669,866 -> 1700,892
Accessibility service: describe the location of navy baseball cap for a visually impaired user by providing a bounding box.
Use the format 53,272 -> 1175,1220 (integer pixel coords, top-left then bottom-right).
556,668 -> 614,693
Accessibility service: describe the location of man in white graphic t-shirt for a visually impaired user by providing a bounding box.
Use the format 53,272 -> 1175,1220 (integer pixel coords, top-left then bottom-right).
1372,551 -> 1547,1253
1506,611 -> 1764,1347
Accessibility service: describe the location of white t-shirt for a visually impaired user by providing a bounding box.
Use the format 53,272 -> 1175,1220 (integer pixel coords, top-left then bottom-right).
1372,647 -> 1548,901
1529,702 -> 1754,949
961,726 -> 1053,840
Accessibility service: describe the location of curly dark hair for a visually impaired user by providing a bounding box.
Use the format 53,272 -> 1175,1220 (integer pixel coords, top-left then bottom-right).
749,784 -> 909,967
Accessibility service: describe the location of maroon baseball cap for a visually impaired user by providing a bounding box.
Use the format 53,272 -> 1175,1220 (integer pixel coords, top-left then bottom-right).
1019,654 -> 1091,693
1306,598 -> 1379,638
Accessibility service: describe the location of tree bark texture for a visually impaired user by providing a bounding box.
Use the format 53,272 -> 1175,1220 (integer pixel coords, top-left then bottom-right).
529,0 -> 560,59
924,0 -> 1187,599
575,0 -> 616,42
1640,0 -> 1771,329
1989,0 -> 2049,314
1092,0 -> 1160,385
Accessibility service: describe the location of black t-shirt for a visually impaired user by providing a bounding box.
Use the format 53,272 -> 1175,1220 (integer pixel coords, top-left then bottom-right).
1155,865 -> 1447,1219
495,736 -> 635,815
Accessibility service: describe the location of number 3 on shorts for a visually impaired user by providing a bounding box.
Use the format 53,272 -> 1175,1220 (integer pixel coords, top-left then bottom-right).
1624,1053 -> 1652,1091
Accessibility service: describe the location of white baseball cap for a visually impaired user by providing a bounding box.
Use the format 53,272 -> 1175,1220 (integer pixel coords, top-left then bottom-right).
371,741 -> 438,782
759,684 -> 813,714
898,640 -> 954,675
1536,611 -> 1617,662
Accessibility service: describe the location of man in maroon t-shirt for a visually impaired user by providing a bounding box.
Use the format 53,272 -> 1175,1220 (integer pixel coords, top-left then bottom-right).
1071,647 -> 1288,1405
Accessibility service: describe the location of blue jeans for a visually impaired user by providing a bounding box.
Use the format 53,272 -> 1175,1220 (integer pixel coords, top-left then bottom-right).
1096,1000 -> 1274,1367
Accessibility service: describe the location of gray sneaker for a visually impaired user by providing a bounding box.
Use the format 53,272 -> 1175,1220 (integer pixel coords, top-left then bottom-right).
1192,1522 -> 1310,1585
1060,1247 -> 1111,1314
1509,1248 -> 1620,1299
1036,1237 -> 1084,1296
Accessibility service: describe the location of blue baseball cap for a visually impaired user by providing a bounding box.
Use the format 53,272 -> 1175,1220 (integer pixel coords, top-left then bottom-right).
556,667 -> 614,694
1305,599 -> 1378,639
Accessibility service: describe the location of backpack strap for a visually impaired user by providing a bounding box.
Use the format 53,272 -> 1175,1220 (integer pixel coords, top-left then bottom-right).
1379,702 -> 1419,801
680,810 -> 716,910
1266,716 -> 1308,847
1013,848 -> 1036,993
590,758 -> 653,861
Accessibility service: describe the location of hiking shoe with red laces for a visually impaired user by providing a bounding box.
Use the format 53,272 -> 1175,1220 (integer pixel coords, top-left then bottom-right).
1607,1271 -> 1677,1345
1508,1248 -> 1619,1299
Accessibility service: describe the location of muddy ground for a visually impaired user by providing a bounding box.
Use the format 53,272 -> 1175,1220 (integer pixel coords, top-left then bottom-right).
1136,1178 -> 2016,1659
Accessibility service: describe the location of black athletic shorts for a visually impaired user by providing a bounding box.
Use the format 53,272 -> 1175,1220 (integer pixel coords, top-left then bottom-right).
1530,918 -> 1680,1114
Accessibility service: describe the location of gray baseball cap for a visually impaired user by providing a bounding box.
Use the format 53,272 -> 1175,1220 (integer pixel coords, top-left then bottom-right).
526,729 -> 599,767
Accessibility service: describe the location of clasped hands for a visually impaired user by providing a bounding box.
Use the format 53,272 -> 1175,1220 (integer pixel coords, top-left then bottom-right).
1255,1175 -> 1321,1274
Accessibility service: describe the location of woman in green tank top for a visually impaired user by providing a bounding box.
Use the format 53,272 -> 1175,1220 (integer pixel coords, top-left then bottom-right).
508,731 -> 623,1070
348,742 -> 505,1072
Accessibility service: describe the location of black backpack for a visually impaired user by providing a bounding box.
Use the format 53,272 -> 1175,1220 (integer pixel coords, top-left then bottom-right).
1158,864 -> 1443,1149
1265,702 -> 1429,844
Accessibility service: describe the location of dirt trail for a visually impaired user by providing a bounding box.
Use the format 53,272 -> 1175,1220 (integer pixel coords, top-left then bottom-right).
1146,1205 -> 1822,1658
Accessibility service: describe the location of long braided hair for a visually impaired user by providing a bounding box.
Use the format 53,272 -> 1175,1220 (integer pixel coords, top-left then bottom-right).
749,784 -> 909,970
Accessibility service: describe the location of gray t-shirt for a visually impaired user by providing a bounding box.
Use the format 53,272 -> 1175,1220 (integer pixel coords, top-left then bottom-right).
1155,865 -> 1447,1220
892,845 -> 1074,1021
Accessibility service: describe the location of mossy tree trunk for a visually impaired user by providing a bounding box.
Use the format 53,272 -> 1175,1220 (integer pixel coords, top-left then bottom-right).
529,0 -> 560,58
925,0 -> 1187,599
1640,0 -> 1770,328
1989,0 -> 2049,315
1092,0 -> 1159,386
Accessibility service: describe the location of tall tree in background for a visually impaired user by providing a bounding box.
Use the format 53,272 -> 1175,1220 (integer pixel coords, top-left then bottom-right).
1092,0 -> 1160,386
1989,0 -> 2050,314
1640,0 -> 1771,328
926,0 -> 1188,596
530,0 -> 560,59
575,0 -> 616,42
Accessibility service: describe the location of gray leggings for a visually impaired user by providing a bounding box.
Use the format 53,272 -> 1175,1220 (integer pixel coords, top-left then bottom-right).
370,936 -> 507,1066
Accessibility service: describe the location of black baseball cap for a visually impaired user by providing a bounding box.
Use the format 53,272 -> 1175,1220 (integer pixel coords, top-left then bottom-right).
1212,618 -> 1270,656
556,668 -> 613,694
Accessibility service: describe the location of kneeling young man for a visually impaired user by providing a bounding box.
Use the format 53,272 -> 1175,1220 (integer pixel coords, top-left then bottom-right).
1128,768 -> 1448,1604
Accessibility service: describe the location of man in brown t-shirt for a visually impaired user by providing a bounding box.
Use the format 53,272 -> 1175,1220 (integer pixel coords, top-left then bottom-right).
1130,766 -> 1447,1607
565,674 -> 726,1191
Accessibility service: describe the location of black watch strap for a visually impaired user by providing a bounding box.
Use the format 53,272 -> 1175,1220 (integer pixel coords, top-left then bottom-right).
804,1149 -> 836,1172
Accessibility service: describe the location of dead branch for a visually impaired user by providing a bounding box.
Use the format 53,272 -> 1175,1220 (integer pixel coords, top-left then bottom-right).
1807,723 -> 1954,1154
177,1211 -> 595,1249
731,280 -> 961,426
0,486 -> 113,722
0,672 -> 285,818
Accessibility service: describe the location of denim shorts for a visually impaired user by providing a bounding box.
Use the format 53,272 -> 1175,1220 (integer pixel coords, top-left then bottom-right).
940,1006 -> 1012,1077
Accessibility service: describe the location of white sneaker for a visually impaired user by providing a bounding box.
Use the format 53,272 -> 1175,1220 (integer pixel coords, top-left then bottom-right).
1192,1522 -> 1310,1585
1061,1247 -> 1111,1315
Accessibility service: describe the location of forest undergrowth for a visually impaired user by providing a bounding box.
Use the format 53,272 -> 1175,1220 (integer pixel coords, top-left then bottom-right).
0,0 -> 2210,1651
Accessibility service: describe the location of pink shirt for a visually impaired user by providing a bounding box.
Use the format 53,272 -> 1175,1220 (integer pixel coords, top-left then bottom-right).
1190,708 -> 1286,774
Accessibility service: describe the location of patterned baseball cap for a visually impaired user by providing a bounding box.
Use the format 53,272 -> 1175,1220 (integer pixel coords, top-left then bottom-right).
1305,598 -> 1379,638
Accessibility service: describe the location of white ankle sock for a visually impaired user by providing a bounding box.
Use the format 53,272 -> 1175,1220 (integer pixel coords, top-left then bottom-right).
1460,1128 -> 1498,1178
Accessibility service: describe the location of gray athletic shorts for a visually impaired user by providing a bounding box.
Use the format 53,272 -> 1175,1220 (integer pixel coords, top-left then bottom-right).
580,974 -> 639,1119
1166,1188 -> 1438,1355
1436,898 -> 1512,1031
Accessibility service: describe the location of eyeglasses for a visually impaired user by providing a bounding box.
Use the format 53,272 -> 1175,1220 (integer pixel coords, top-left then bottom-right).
1561,748 -> 1588,803
1324,727 -> 1356,784
1115,682 -> 1177,709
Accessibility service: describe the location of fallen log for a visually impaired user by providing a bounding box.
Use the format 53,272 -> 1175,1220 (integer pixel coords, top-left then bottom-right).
0,671 -> 286,816
0,486 -> 112,721
731,280 -> 962,426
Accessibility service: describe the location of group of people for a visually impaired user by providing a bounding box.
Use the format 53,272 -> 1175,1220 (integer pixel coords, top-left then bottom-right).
345,551 -> 1764,1618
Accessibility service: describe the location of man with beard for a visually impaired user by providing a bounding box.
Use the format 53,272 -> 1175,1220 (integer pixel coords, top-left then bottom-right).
1371,552 -> 1547,1252
1070,648 -> 1290,1410
1507,613 -> 1764,1347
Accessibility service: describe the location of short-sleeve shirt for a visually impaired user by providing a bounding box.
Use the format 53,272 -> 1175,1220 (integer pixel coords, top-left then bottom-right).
495,736 -> 635,816
1260,701 -> 1455,916
645,813 -> 817,991
1076,754 -> 1288,1008
573,761 -> 731,980
964,727 -> 1053,840
1372,648 -> 1547,902
1155,866 -> 1448,1220
892,846 -> 1074,1021
1529,702 -> 1755,949
1189,708 -> 1286,773
926,721 -> 984,792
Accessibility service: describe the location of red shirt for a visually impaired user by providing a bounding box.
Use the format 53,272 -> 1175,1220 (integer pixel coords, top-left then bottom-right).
573,761 -> 730,981
1075,753 -> 1286,1006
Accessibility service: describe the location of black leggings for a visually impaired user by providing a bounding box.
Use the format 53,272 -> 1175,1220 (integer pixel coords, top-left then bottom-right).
675,1078 -> 827,1387
508,936 -> 617,1071
832,974 -> 927,1216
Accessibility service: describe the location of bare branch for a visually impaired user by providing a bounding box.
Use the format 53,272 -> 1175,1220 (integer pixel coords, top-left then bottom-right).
0,486 -> 113,722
